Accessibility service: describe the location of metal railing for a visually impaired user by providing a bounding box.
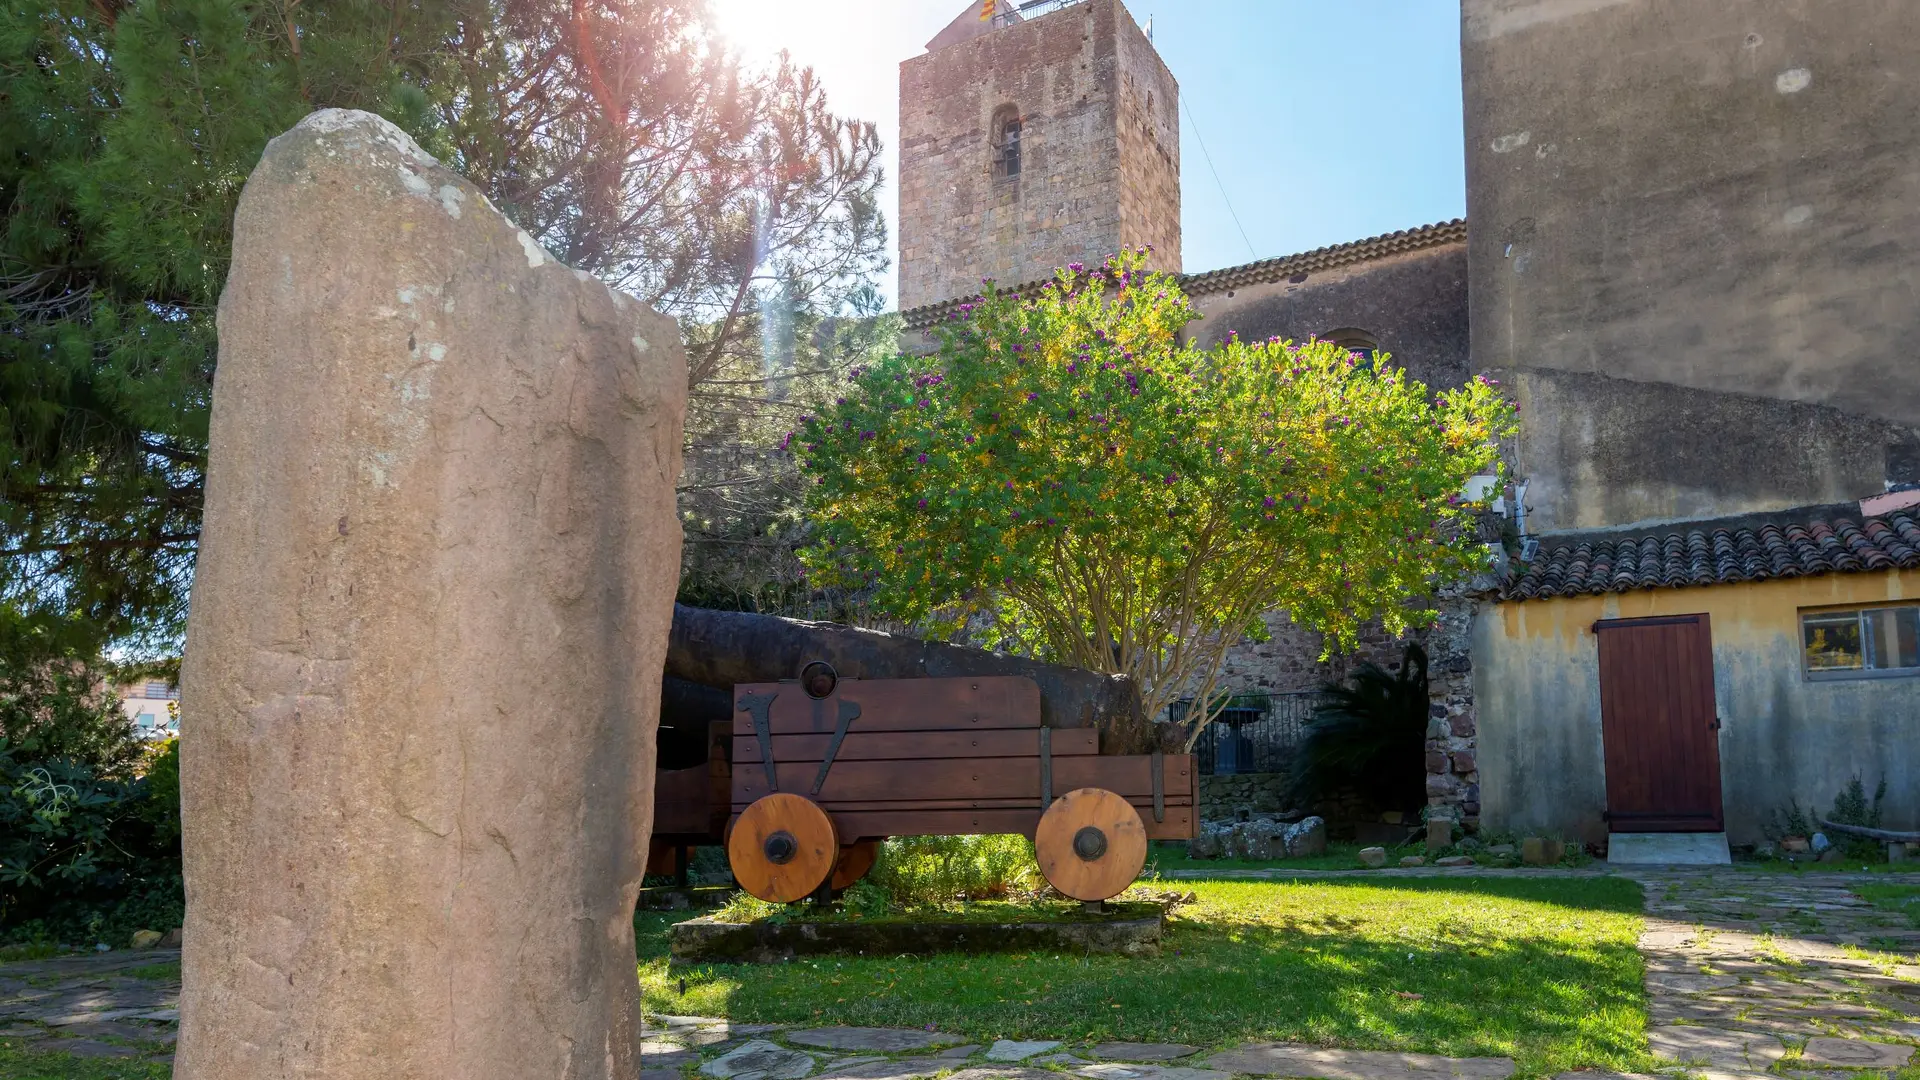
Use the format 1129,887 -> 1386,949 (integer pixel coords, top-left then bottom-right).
1169,691 -> 1322,776
992,0 -> 1088,29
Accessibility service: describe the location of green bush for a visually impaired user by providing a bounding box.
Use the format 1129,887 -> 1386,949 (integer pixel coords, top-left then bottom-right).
0,738 -> 183,945
1289,643 -> 1430,814
867,834 -> 1040,908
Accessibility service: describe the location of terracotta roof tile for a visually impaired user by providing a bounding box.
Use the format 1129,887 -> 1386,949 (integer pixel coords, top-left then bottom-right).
900,218 -> 1467,331
1504,507 -> 1920,601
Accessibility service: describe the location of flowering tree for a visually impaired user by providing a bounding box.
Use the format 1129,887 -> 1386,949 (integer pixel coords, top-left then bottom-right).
792,252 -> 1516,746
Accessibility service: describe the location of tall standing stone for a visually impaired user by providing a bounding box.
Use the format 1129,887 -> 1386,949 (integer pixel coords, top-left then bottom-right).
176,110 -> 686,1079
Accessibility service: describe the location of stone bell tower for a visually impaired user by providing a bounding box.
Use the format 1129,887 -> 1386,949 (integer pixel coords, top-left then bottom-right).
897,0 -> 1181,311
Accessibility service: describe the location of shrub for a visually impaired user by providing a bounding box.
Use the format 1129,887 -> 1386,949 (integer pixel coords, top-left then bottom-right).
1288,643 -> 1430,814
867,834 -> 1039,908
793,252 -> 1516,748
1827,774 -> 1887,859
0,738 -> 183,945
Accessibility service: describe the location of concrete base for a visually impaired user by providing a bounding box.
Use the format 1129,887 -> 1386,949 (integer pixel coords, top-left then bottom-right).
1608,832 -> 1732,866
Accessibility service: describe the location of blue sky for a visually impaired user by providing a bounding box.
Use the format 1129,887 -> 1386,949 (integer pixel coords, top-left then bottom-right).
708,0 -> 1466,305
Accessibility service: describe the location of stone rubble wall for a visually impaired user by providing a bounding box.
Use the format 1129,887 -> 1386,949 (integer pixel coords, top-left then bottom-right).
1197,597 -> 1481,828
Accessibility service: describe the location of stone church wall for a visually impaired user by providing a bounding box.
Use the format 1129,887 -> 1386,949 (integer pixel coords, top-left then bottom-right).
1182,243 -> 1470,394
897,0 -> 1178,310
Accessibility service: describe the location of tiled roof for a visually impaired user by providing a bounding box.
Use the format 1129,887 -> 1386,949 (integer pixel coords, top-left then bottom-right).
1503,506 -> 1920,601
900,218 -> 1467,331
1179,218 -> 1466,295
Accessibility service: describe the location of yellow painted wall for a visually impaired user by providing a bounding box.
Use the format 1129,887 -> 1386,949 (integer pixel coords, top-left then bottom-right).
1475,569 -> 1920,845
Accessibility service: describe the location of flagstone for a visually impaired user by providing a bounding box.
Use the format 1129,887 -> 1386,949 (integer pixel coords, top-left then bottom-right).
1797,1038 -> 1914,1069
790,1028 -> 968,1052
1646,1025 -> 1786,1070
987,1040 -> 1063,1062
1202,1043 -> 1516,1080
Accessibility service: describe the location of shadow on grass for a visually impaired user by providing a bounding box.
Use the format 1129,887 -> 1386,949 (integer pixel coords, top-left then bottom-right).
638,875 -> 1649,1078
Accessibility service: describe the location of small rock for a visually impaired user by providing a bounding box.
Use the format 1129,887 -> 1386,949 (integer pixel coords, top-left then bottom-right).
1358,847 -> 1388,868
1282,817 -> 1327,858
1817,848 -> 1842,863
1434,855 -> 1474,867
1809,832 -> 1831,854
1486,844 -> 1515,857
700,1039 -> 816,1080
1782,836 -> 1811,854
1426,818 -> 1454,852
1186,832 -> 1222,860
130,929 -> 163,950
1459,837 -> 1484,852
160,927 -> 184,948
987,1039 -> 1064,1062
1399,856 -> 1427,867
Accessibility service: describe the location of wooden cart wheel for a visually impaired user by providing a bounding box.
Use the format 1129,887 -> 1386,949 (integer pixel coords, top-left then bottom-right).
1034,787 -> 1147,902
728,793 -> 839,903
830,839 -> 881,890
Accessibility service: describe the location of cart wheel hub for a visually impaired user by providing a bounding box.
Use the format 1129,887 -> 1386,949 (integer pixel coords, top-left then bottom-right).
1073,826 -> 1108,861
764,830 -> 798,864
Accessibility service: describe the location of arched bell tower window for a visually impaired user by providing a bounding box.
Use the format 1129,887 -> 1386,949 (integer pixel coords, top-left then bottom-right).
991,105 -> 1022,179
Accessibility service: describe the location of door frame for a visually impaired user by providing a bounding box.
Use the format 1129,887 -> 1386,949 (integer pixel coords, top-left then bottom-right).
1592,612 -> 1726,833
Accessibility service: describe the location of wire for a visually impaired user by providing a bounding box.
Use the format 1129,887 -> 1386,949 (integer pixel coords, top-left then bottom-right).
1181,93 -> 1257,261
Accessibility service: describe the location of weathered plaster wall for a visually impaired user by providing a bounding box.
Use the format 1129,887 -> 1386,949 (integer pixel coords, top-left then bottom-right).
1184,246 -> 1471,394
1476,570 -> 1920,846
897,0 -> 1178,310
1511,368 -> 1912,531
1463,0 -> 1920,531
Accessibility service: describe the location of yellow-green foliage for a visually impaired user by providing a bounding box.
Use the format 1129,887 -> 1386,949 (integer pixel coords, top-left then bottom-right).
868,834 -> 1040,907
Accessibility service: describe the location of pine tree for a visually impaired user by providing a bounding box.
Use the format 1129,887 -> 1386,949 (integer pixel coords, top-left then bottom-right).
1,0 -> 888,659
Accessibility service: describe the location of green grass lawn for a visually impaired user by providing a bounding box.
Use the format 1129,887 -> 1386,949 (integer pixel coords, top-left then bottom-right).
0,1044 -> 168,1080
1855,883 -> 1920,927
641,875 -> 1650,1078
1146,840 -> 1398,872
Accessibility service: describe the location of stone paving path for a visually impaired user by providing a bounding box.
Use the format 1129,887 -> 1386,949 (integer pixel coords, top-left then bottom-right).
1617,869 -> 1920,1079
4,869 -> 1917,1078
0,947 -> 179,1065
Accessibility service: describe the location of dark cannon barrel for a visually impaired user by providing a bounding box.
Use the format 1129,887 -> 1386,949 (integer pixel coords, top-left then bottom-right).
665,603 -> 1153,753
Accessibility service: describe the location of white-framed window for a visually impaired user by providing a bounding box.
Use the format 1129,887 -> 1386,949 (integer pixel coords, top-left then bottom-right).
1802,604 -> 1920,679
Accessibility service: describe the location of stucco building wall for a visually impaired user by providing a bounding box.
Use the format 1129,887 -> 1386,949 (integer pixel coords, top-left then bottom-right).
1475,569 -> 1920,846
1463,0 -> 1920,532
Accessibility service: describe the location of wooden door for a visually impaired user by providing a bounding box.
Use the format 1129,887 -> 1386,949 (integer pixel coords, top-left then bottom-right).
1594,614 -> 1724,832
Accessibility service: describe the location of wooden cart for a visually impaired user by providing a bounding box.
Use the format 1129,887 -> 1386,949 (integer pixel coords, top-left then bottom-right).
722,663 -> 1195,904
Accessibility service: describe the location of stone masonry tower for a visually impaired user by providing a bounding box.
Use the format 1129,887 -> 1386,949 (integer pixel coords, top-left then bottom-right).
898,0 -> 1180,310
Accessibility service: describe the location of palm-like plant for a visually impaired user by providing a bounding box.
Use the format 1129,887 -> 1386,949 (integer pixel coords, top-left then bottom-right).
1289,643 -> 1430,814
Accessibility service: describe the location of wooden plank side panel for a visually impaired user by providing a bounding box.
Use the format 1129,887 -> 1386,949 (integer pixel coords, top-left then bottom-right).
733,754 -> 1195,805
734,727 -> 1098,764
820,805 -> 1196,842
1595,616 -> 1723,832
653,766 -> 719,837
731,676 -> 1042,734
